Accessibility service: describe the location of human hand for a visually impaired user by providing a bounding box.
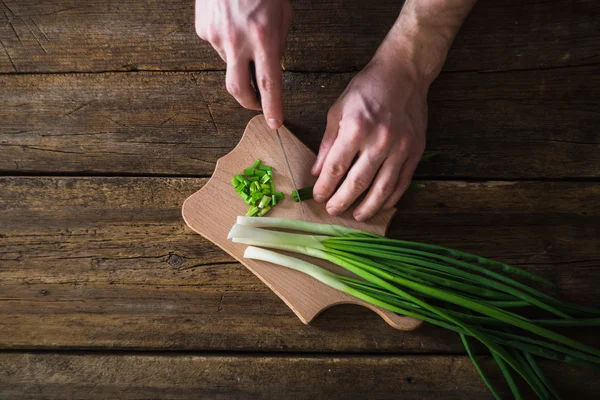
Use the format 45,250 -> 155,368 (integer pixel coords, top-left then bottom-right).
311,57 -> 428,222
195,0 -> 292,128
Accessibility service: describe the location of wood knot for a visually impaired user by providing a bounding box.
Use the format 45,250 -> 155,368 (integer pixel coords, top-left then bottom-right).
167,254 -> 184,267
404,377 -> 414,384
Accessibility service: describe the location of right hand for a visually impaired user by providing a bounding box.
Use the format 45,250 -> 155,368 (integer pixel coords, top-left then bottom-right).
195,0 -> 292,129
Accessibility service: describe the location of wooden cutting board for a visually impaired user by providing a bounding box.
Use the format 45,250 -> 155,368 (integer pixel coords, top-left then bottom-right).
182,115 -> 422,331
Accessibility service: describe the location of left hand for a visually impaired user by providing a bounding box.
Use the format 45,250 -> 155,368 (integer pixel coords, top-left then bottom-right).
311,56 -> 428,222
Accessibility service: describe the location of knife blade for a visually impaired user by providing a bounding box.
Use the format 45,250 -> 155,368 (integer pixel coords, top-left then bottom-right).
249,62 -> 307,219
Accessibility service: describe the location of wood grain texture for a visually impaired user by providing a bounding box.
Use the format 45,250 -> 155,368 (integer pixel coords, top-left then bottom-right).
0,353 -> 598,399
1,66 -> 598,178
0,0 -> 597,73
1,177 -> 598,351
183,115 -> 420,331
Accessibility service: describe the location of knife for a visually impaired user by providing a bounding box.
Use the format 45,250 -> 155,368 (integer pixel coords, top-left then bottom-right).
249,62 -> 307,219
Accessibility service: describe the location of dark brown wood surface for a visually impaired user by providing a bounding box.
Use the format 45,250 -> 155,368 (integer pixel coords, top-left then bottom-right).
0,0 -> 597,73
0,0 -> 599,398
1,354 -> 598,399
1,67 -> 598,178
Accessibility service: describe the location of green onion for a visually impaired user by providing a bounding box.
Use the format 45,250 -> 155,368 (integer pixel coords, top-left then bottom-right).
261,174 -> 271,184
258,195 -> 271,209
230,217 -> 600,399
232,160 -> 284,217
274,192 -> 285,201
292,186 -> 314,202
258,205 -> 271,216
245,206 -> 259,217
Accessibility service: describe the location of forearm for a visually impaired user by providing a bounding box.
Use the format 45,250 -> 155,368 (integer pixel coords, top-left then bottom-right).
373,0 -> 477,85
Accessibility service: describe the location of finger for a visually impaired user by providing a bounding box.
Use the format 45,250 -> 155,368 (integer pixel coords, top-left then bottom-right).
215,46 -> 227,63
312,106 -> 341,176
312,122 -> 362,203
382,155 -> 420,210
325,150 -> 385,216
225,58 -> 261,110
255,51 -> 284,129
353,155 -> 404,221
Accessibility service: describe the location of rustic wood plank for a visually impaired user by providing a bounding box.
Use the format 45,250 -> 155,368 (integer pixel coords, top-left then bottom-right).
1,177 -> 598,351
1,67 -> 598,178
0,353 -> 598,399
0,0 -> 597,73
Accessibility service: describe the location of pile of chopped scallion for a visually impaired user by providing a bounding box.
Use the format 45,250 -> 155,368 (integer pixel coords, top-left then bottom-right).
229,217 -> 600,399
232,159 -> 285,217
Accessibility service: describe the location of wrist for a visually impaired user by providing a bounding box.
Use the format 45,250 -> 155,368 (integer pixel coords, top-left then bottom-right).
373,1 -> 467,87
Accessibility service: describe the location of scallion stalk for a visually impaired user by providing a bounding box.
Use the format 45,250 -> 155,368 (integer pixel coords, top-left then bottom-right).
229,217 -> 600,399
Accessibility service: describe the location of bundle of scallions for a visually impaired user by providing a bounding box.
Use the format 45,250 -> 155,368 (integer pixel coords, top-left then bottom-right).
228,216 -> 600,399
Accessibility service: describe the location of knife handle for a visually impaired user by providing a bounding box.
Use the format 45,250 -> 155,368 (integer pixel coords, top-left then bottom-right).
249,61 -> 262,105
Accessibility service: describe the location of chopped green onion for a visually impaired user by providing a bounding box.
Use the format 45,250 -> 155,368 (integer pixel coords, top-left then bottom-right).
292,186 -> 314,202
246,206 -> 259,217
261,174 -> 271,184
233,161 -> 285,217
235,174 -> 248,184
258,195 -> 271,209
274,192 -> 285,201
251,192 -> 263,201
258,205 -> 271,216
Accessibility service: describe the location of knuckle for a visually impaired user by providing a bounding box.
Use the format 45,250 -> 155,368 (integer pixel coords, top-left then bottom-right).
330,197 -> 350,211
205,27 -> 220,43
342,116 -> 364,134
326,162 -> 346,178
222,26 -> 242,46
397,178 -> 411,193
348,175 -> 370,193
226,81 -> 241,97
251,20 -> 270,40
376,180 -> 395,197
319,138 -> 333,152
259,76 -> 277,92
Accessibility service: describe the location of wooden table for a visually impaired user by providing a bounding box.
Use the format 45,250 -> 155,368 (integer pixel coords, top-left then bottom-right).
1,1 -> 598,398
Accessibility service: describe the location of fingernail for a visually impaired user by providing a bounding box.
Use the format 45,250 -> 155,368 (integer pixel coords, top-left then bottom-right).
267,118 -> 280,129
314,194 -> 326,203
327,206 -> 341,216
354,214 -> 366,222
